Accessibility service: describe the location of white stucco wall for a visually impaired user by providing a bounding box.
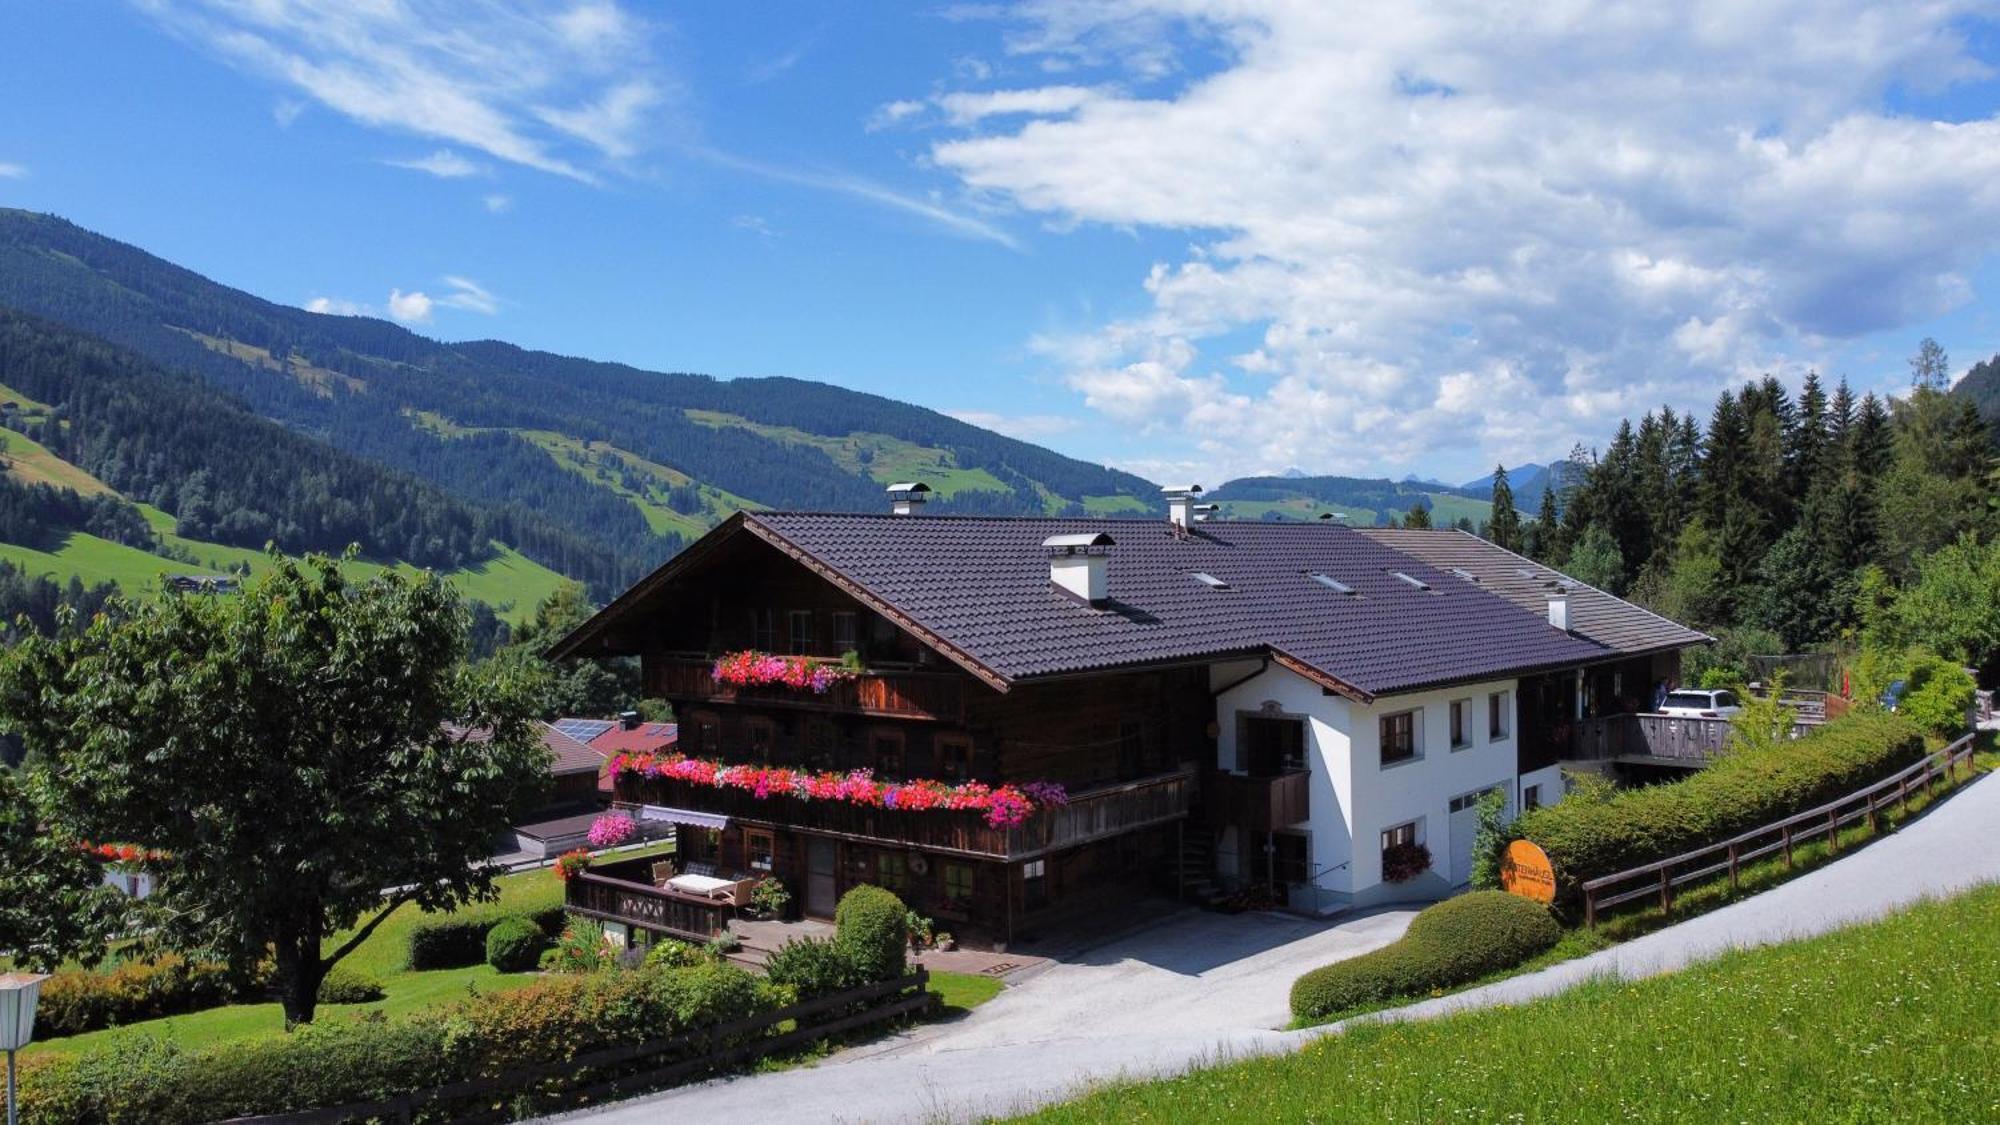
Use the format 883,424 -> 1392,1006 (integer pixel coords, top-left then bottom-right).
1208,662 -> 1523,911
1517,763 -> 1567,811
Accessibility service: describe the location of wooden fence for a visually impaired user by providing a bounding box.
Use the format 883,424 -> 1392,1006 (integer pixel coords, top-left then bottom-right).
222,969 -> 936,1125
1581,732 -> 1980,927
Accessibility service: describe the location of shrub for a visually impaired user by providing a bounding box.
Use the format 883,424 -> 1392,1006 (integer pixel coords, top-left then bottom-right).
405,904 -> 565,970
763,936 -> 864,1001
544,918 -> 613,974
315,965 -> 386,1005
748,876 -> 792,918
1898,651 -> 1976,738
1468,787 -> 1512,891
834,885 -> 908,981
19,961 -> 783,1124
33,955 -> 266,1040
1513,711 -> 1926,902
484,916 -> 548,973
1290,891 -> 1560,1022
642,938 -> 711,971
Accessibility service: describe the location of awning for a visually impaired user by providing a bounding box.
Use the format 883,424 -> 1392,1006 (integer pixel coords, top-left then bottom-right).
636,805 -> 729,831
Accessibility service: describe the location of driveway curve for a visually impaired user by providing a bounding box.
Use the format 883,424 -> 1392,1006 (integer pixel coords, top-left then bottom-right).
555,761 -> 2000,1124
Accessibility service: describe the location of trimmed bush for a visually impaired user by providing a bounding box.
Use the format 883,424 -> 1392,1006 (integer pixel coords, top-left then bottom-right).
834,885 -> 908,982
1515,710 -> 1926,901
641,938 -> 711,971
484,916 -> 548,973
763,936 -> 865,1001
405,903 -> 565,970
1290,891 -> 1560,1022
33,955 -> 267,1040
18,961 -> 783,1124
315,965 -> 386,1005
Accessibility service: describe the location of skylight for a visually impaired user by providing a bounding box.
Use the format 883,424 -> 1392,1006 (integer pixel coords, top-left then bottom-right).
1390,570 -> 1433,592
1309,573 -> 1356,595
1450,567 -> 1479,582
1190,572 -> 1231,590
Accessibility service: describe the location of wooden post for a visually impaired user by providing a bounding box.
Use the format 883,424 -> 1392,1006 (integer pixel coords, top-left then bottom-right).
1781,825 -> 1792,869
1899,777 -> 1909,815
1865,792 -> 1878,835
1658,866 -> 1672,914
1584,887 -> 1597,929
1727,843 -> 1739,892
1826,808 -> 1838,854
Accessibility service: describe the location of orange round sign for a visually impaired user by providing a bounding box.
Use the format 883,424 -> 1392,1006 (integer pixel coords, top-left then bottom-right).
1499,840 -> 1557,904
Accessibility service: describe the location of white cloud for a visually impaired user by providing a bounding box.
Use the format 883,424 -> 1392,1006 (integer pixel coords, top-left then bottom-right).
437,276 -> 500,315
866,99 -> 926,132
946,410 -> 1082,440
732,213 -> 776,237
482,193 -> 513,213
272,98 -> 305,127
0,163 -> 24,179
305,295 -> 366,316
923,1 -> 2000,479
385,149 -> 486,178
387,289 -> 435,324
698,148 -> 1021,250
144,1 -> 666,181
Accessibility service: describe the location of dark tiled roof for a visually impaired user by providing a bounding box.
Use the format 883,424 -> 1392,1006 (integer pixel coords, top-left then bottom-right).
541,722 -> 608,777
1356,528 -> 1712,656
563,512 -> 1627,700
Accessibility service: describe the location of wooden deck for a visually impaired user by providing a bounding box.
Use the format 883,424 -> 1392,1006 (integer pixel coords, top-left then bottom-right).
566,854 -> 735,941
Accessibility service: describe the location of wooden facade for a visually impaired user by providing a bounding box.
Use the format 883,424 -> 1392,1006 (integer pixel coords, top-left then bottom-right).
595,535 -> 1207,947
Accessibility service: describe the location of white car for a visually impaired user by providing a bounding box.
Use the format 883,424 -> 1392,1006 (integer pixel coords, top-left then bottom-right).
1657,689 -> 1743,718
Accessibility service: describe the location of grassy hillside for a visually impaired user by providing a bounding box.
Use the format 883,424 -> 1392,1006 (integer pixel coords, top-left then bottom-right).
1210,474 -> 1493,527
1022,884 -> 2000,1122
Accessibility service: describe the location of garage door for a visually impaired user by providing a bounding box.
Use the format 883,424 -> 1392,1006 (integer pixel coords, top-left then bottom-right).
1447,786 -> 1504,886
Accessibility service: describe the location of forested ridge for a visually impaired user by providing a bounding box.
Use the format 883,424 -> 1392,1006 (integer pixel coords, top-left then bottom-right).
0,209 -> 1156,591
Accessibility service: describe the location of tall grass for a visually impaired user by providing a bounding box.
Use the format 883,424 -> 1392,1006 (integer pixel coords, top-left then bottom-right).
1021,883 -> 2000,1123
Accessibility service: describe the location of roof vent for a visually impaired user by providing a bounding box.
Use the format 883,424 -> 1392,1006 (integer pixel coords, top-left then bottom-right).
1162,483 -> 1204,529
1450,567 -> 1479,583
619,710 -> 642,730
1548,589 -> 1571,632
1192,503 -> 1219,523
1390,570 -> 1433,592
887,482 -> 932,516
1190,571 -> 1230,590
1044,532 -> 1115,606
1309,573 -> 1357,595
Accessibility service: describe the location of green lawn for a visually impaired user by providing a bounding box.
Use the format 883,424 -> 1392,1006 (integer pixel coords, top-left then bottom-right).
928,969 -> 1003,1015
1023,883 -> 2000,1122
23,863 -> 570,1060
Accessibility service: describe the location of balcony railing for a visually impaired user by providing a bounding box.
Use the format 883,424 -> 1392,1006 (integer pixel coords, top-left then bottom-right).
1204,769 -> 1310,831
1569,712 -> 1811,765
565,857 -> 733,941
648,656 -> 966,722
619,768 -> 1195,861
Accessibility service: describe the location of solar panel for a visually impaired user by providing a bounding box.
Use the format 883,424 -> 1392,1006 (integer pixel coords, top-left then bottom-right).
553,718 -> 615,743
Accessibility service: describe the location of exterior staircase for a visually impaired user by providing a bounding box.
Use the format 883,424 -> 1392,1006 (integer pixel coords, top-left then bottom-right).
1170,827 -> 1228,908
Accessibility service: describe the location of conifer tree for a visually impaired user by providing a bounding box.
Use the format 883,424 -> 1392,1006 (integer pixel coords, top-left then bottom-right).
1404,501 -> 1432,529
1486,465 -> 1522,551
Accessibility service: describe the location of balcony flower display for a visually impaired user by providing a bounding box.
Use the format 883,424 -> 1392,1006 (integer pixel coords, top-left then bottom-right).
81,841 -> 168,865
711,650 -> 858,694
608,751 -> 1068,829
554,848 -> 592,881
587,811 -> 637,849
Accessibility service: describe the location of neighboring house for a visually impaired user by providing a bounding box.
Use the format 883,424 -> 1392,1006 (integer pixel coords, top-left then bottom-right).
455,720 -> 619,858
550,488 -> 1707,947
562,715 -> 680,796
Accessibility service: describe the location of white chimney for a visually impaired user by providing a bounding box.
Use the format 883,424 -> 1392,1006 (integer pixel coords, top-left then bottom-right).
887,482 -> 932,516
1548,589 -> 1571,632
1044,532 -> 1115,606
1162,483 -> 1204,529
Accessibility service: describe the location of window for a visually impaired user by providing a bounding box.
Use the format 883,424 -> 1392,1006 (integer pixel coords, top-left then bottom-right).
870,730 -> 905,778
1715,690 -> 1738,709
787,610 -> 814,655
1450,785 -> 1502,814
1190,571 -> 1230,589
937,734 -> 971,781
1308,573 -> 1357,595
1022,858 -> 1047,908
1380,820 -> 1418,855
745,829 -> 776,872
1488,691 -> 1511,739
690,712 -> 720,755
1523,784 -> 1543,811
875,852 -> 908,895
1242,715 -> 1306,775
1448,699 -> 1472,750
751,608 -> 777,651
1380,709 -> 1419,765
747,718 -> 776,763
943,862 -> 975,911
1389,570 -> 1432,591
832,611 -> 858,653
803,720 -> 837,769
1272,832 -> 1311,885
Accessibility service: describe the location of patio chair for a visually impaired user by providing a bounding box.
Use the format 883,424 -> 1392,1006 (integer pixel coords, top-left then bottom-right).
650,859 -> 677,886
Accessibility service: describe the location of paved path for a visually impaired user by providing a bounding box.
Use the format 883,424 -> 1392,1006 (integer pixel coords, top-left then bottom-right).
556,760 -> 2000,1124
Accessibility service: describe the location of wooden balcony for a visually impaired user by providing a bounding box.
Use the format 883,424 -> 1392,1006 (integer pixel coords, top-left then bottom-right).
1569,712 -> 1809,766
565,856 -> 733,941
622,769 -> 1195,861
647,656 -> 966,722
1204,769 -> 1310,831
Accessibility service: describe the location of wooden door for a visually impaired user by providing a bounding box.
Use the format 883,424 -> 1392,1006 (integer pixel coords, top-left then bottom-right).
805,836 -> 838,918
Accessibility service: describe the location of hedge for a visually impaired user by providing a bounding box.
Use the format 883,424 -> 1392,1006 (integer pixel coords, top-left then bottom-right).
1290,892 -> 1560,1022
405,903 -> 566,970
483,916 -> 547,973
33,955 -> 268,1040
316,965 -> 386,1006
1512,710 -> 1926,901
18,961 -> 782,1124
833,885 -> 907,982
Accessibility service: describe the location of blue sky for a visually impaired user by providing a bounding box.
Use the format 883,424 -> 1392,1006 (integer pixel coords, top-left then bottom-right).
5,3 -> 2000,485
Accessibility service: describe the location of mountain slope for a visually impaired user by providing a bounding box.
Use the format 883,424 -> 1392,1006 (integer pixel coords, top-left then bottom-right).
1953,352 -> 2000,449
0,209 -> 1158,598
1206,475 -> 1491,526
